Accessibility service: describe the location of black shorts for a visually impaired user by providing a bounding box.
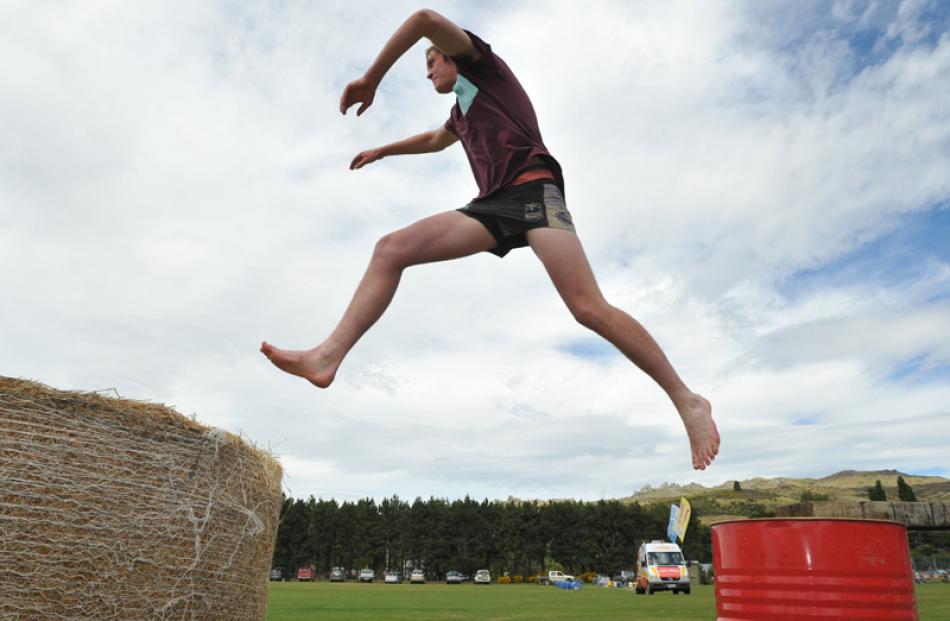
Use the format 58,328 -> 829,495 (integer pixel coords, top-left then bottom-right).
458,180 -> 576,257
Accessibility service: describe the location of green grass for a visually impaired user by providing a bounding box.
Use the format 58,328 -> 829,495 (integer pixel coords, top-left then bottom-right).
917,583 -> 950,620
266,582 -> 711,621
266,581 -> 950,621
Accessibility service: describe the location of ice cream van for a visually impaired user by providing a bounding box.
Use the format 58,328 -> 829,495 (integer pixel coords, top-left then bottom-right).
635,540 -> 690,595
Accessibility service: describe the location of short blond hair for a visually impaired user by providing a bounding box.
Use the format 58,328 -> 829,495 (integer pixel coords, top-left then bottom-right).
425,45 -> 449,61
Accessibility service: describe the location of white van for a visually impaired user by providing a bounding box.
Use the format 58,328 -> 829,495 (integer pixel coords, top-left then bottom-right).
635,540 -> 690,595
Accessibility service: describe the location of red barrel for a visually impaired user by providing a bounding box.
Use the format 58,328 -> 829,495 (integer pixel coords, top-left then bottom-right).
712,518 -> 918,620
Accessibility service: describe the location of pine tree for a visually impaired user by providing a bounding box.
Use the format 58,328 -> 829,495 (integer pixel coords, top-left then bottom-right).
733,481 -> 742,492
868,480 -> 888,501
897,476 -> 918,502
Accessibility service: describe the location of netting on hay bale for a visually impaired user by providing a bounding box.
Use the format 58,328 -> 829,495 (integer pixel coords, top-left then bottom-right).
0,376 -> 283,621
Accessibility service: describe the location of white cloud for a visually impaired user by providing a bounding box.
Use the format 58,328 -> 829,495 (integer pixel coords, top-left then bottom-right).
2,0 -> 948,502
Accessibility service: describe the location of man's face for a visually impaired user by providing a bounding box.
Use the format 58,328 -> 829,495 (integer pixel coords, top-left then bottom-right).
426,51 -> 457,94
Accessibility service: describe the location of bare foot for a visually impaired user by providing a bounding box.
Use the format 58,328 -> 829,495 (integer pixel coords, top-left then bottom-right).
260,341 -> 339,388
679,394 -> 720,470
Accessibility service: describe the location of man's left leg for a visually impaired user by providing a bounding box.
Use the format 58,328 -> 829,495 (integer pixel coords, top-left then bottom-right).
525,227 -> 720,470
261,211 -> 496,388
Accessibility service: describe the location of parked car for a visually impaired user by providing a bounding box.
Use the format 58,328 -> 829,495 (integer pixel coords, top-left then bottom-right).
384,571 -> 401,584
410,569 -> 426,584
540,570 -> 576,585
296,568 -> 314,581
270,568 -> 284,581
635,540 -> 689,595
612,570 -> 635,587
446,570 -> 464,584
359,568 -> 375,583
329,567 -> 346,582
474,569 -> 491,584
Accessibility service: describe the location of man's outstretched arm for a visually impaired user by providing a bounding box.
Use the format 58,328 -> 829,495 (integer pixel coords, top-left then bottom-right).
339,9 -> 479,116
350,126 -> 458,170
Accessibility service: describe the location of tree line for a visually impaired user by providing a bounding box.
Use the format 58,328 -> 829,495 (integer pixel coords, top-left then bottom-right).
868,476 -> 918,501
272,495 -> 711,579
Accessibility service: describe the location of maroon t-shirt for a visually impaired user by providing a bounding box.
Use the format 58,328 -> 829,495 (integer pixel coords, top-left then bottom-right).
444,31 -> 564,201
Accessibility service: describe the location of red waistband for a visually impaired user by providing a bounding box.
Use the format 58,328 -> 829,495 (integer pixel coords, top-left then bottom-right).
507,168 -> 555,187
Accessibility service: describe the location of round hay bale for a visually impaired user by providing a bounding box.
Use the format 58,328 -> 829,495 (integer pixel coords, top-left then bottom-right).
0,376 -> 283,620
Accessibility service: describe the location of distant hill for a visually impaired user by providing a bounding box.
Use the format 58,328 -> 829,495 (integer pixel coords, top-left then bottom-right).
621,470 -> 950,525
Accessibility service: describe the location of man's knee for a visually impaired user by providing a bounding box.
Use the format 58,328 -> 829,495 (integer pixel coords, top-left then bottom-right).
569,298 -> 609,331
373,231 -> 412,269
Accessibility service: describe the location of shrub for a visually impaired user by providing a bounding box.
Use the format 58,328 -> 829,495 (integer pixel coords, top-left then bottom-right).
513,575 -> 524,584
498,576 -> 512,584
525,575 -> 539,584
897,476 -> 918,502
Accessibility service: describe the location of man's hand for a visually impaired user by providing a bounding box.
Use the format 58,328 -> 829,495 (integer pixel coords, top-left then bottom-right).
350,148 -> 384,170
349,128 -> 455,169
340,10 -> 477,118
339,76 -> 377,116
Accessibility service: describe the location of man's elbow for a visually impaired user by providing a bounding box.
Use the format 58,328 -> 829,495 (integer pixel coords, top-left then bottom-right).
413,8 -> 445,35
412,9 -> 435,27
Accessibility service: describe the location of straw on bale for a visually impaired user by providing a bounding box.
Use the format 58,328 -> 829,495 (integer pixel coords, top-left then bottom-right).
0,376 -> 283,621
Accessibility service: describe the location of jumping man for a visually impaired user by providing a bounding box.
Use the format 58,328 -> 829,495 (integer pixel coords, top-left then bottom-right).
260,9 -> 720,470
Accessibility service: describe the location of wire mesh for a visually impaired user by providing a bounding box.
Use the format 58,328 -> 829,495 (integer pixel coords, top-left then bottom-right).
0,377 -> 283,620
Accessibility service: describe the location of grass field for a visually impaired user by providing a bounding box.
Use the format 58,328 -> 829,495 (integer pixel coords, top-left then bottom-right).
266,581 -> 950,621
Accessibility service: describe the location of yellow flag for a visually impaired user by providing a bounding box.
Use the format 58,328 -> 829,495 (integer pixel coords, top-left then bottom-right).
674,497 -> 691,543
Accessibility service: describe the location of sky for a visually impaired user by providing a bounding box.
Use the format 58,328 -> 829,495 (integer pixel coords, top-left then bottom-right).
2,0 -> 949,503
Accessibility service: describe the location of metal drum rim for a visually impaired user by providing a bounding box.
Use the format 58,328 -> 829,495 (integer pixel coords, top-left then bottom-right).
710,516 -> 906,528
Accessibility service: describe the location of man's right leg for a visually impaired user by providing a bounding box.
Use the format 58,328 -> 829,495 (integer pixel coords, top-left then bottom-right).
261,210 -> 496,387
